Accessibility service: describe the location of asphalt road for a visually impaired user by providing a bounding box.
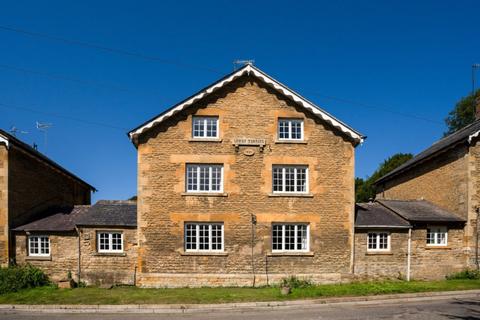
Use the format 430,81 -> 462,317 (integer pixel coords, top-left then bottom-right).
2,296 -> 480,320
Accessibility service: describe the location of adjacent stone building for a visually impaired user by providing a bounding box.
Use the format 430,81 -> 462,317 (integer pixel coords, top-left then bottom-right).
375,116 -> 480,270
0,129 -> 94,266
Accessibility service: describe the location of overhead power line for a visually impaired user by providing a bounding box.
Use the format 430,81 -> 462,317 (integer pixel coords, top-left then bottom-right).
0,25 -> 222,74
0,102 -> 127,131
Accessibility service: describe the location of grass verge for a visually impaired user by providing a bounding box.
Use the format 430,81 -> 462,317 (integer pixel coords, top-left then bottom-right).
0,280 -> 479,305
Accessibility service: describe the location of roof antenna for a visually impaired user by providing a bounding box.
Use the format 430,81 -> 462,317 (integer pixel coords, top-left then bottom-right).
36,121 -> 53,153
233,59 -> 255,71
9,126 -> 28,137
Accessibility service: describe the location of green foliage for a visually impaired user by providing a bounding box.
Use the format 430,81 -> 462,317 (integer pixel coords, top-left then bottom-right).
446,269 -> 480,280
355,153 -> 413,202
444,90 -> 480,136
280,276 -> 313,289
0,265 -> 50,294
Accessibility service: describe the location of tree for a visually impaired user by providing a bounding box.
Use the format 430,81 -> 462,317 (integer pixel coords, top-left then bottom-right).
355,153 -> 413,203
444,90 -> 480,136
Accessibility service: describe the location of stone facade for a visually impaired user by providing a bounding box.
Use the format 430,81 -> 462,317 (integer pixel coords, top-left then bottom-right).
79,227 -> 137,286
14,232 -> 78,282
0,143 -> 92,266
354,226 -> 466,281
135,76 -> 357,287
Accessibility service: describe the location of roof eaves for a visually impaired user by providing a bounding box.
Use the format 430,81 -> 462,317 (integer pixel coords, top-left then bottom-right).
355,225 -> 411,229
127,65 -> 365,146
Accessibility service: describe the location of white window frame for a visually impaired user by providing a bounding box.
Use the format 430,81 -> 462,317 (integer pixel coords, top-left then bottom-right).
97,231 -> 124,253
272,165 -> 309,194
271,223 -> 310,253
426,226 -> 448,247
278,118 -> 304,141
184,223 -> 224,252
186,164 -> 224,193
367,231 -> 391,252
28,235 -> 50,257
192,116 -> 219,139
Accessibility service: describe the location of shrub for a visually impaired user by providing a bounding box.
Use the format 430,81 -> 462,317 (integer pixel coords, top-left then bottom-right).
0,264 -> 50,294
280,276 -> 313,289
446,269 -> 480,280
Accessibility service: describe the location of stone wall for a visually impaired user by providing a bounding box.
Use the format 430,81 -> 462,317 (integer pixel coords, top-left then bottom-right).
79,227 -> 138,286
136,77 -> 356,287
354,229 -> 408,280
354,226 -> 466,281
0,146 -> 8,266
14,232 -> 78,282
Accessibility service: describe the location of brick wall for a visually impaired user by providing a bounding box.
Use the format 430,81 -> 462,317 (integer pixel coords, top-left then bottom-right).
14,232 -> 78,282
79,227 -> 138,286
136,77 -> 356,287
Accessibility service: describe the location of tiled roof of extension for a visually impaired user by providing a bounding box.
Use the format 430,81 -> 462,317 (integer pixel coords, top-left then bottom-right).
375,119 -> 480,185
13,206 -> 91,232
76,200 -> 137,227
355,202 -> 411,228
377,199 -> 465,223
14,200 -> 137,232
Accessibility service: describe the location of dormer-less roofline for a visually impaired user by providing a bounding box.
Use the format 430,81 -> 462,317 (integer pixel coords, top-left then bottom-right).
127,64 -> 365,146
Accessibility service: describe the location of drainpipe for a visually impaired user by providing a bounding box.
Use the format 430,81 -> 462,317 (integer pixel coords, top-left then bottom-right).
75,226 -> 81,284
251,214 -> 257,287
476,207 -> 480,270
407,228 -> 412,281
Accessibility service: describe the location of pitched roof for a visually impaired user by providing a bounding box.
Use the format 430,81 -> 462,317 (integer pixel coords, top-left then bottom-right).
355,202 -> 411,228
128,64 -> 365,145
377,199 -> 465,223
76,200 -> 136,227
0,129 -> 95,191
13,205 -> 90,232
375,119 -> 480,185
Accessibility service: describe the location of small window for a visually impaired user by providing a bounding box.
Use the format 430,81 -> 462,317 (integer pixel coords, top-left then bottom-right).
272,223 -> 309,252
367,232 -> 390,251
185,223 -> 224,252
186,164 -> 223,193
192,116 -> 219,138
272,165 -> 308,193
97,232 -> 123,253
28,235 -> 50,257
278,119 -> 303,140
427,226 -> 448,246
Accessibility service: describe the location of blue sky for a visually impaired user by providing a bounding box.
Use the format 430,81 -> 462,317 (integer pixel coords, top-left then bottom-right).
0,1 -> 478,201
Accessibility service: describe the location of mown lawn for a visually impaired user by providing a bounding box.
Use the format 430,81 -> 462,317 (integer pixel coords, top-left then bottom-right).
0,280 -> 479,305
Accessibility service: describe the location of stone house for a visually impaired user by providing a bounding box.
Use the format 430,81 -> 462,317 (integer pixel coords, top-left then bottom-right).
0,129 -> 94,266
7,64 -> 475,286
127,63 -> 365,287
374,115 -> 480,271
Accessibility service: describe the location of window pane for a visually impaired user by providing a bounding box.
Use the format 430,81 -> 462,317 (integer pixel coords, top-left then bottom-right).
187,165 -> 197,191
273,167 -> 282,192
272,225 -> 282,251
272,166 -> 307,193
379,233 -> 388,249
192,117 -> 204,137
279,120 -> 289,139
284,225 -> 295,250
206,118 -> 217,137
185,224 -> 197,250
185,223 -> 223,252
278,119 -> 303,140
367,233 -> 377,250
285,167 -> 295,192
297,225 -> 308,250
296,168 -> 307,192
112,233 -> 122,251
211,166 -> 221,191
291,121 -> 302,139
199,224 -> 209,250
211,224 -> 222,250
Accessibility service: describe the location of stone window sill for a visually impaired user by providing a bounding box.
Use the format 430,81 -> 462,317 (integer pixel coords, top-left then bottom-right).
425,246 -> 451,250
366,251 -> 393,256
180,251 -> 228,257
268,193 -> 314,198
274,139 -> 308,144
267,252 -> 314,257
94,252 -> 127,257
181,192 -> 228,197
26,256 -> 51,261
188,138 -> 222,143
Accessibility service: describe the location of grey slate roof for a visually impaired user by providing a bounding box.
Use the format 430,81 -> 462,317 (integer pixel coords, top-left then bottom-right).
375,119 -> 480,185
76,200 -> 137,227
355,202 -> 411,228
13,206 -> 90,232
377,199 -> 465,223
